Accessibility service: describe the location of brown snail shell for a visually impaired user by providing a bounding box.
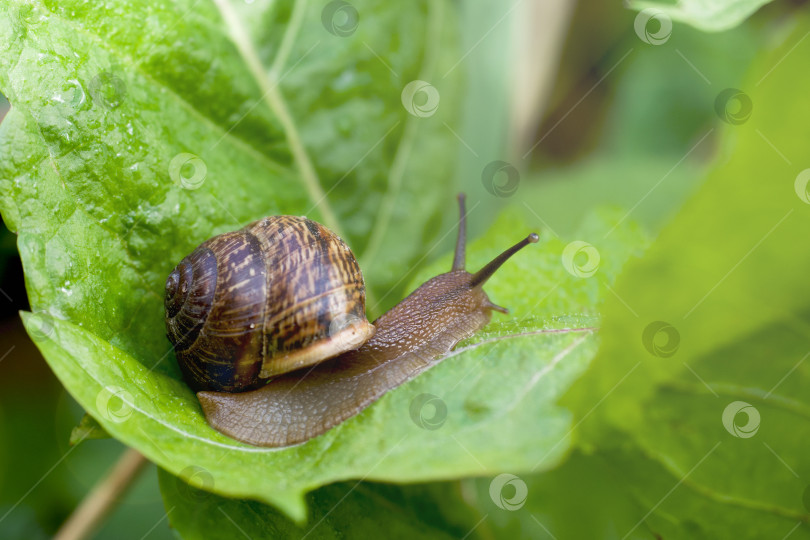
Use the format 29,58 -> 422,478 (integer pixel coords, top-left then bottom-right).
164,216 -> 374,393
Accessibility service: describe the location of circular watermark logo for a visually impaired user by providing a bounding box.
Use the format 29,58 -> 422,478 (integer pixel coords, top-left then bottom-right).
177,465 -> 215,502
169,153 -> 207,190
95,386 -> 135,424
562,241 -> 600,278
481,160 -> 520,198
642,321 -> 680,358
794,169 -> 810,204
634,9 -> 672,45
489,473 -> 528,511
714,88 -> 753,125
321,1 -> 359,37
88,71 -> 127,110
722,401 -> 760,438
26,311 -> 55,343
401,80 -> 440,118
409,393 -> 447,430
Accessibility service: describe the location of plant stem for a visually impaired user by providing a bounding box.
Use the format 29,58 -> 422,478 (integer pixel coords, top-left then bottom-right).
55,448 -> 148,540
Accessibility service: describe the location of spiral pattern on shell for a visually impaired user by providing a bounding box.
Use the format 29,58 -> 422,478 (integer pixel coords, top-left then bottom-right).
164,216 -> 374,392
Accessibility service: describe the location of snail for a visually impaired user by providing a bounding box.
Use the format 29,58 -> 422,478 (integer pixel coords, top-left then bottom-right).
164,195 -> 538,447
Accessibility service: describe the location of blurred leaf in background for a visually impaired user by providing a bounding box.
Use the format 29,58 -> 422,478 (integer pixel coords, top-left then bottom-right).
558,12 -> 810,537
627,0 -> 776,31
158,470 -> 482,539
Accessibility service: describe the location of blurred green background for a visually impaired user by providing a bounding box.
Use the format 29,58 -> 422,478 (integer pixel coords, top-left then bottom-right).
0,0 -> 800,537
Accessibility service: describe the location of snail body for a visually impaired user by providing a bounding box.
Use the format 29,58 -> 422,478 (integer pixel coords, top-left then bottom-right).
165,195 -> 538,447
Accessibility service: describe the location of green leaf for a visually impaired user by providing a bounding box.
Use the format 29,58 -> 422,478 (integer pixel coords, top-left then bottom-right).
627,0 -> 773,32
18,207 -> 645,522
0,0 -> 646,525
563,16 -> 810,538
0,0 -> 471,519
158,469 -> 480,539
0,0 -> 469,321
593,322 -> 810,539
